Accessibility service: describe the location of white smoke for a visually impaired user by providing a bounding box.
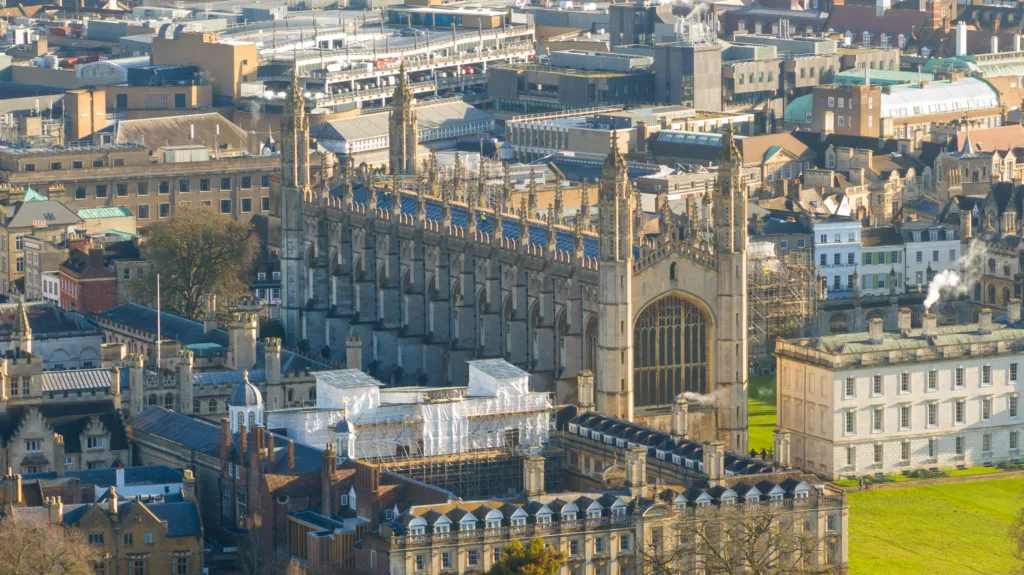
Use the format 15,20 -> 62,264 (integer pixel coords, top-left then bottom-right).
924,269 -> 959,311
923,241 -> 987,312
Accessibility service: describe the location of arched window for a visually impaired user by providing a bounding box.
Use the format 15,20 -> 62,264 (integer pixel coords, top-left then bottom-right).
989,259 -> 997,274
633,294 -> 709,408
237,412 -> 245,429
1005,264 -> 1012,277
829,314 -> 850,335
669,262 -> 677,280
584,316 -> 598,374
248,411 -> 256,427
149,394 -> 158,406
989,284 -> 997,304
209,399 -> 217,413
975,283 -> 982,301
164,393 -> 174,410
1005,287 -> 1011,305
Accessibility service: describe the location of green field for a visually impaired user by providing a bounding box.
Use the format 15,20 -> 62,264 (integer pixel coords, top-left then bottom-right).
747,374 -> 776,453
848,478 -> 1024,575
745,375 -> 1024,574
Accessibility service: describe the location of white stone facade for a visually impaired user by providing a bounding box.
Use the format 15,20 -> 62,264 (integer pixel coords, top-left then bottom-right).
777,314 -> 1024,479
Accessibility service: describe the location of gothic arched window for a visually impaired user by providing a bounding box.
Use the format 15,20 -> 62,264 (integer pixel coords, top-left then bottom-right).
669,262 -> 677,281
248,411 -> 256,427
164,393 -> 174,410
633,294 -> 708,408
829,314 -> 850,335
989,284 -> 997,304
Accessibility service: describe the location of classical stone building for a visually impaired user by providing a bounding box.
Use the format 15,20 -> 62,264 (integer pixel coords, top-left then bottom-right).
278,77 -> 752,450
91,298 -> 332,421
7,482 -> 204,575
777,308 -> 1024,479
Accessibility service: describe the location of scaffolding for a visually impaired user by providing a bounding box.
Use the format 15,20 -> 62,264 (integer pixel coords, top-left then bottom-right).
747,243 -> 816,371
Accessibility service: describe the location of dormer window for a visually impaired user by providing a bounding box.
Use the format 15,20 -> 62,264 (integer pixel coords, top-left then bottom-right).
409,526 -> 425,535
770,493 -> 784,502
537,513 -> 552,523
434,524 -> 449,533
461,520 -> 476,531
697,499 -> 711,508
748,494 -> 760,503
511,517 -> 526,526
611,506 -> 627,517
485,518 -> 501,529
722,496 -> 737,505
563,512 -> 577,521
587,509 -> 601,519
913,232 -> 921,242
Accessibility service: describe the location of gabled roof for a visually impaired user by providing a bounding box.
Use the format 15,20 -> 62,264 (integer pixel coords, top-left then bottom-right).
114,113 -> 249,152
0,401 -> 127,455
5,199 -> 81,229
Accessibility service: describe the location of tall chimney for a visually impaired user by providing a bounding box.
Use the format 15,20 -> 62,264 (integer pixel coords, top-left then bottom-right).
522,456 -> 545,496
108,487 -> 118,515
321,444 -> 337,516
773,428 -> 791,468
266,430 -> 275,470
239,423 -> 248,463
956,21 -> 967,56
898,307 -> 912,335
219,417 -> 232,459
702,441 -> 725,487
671,395 -> 688,439
287,440 -> 296,473
979,308 -> 993,334
625,447 -> 647,497
923,313 -> 938,337
576,370 -> 595,410
868,318 -> 884,344
203,295 -> 218,333
54,434 -> 65,477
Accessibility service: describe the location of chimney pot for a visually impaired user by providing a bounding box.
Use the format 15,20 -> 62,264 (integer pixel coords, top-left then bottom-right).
923,313 -> 938,337
898,307 -> 912,335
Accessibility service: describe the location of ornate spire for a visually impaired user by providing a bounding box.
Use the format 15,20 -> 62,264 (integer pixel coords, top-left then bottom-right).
390,174 -> 401,218
477,156 -> 487,208
393,61 -> 414,107
660,190 -> 677,244
342,155 -> 354,211
441,190 -> 452,229
453,152 -> 464,202
546,203 -> 556,256
13,294 -> 30,338
553,177 -> 564,225
573,209 -> 585,259
519,197 -> 530,251
416,174 -> 427,226
500,162 -> 511,214
527,167 -> 538,219
428,150 -> 438,195
367,171 -> 378,214
579,183 -> 590,231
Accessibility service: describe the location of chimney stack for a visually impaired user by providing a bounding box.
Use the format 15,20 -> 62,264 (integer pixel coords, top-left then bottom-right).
1010,299 -> 1021,323
773,428 -> 791,468
898,307 -> 912,335
576,370 -> 595,410
522,456 -> 545,496
54,434 -> 65,477
266,430 -> 275,468
219,417 -> 232,459
956,21 -> 967,56
671,395 -> 688,439
203,295 -> 218,333
100,343 -> 126,368
108,487 -> 118,515
321,444 -> 337,516
702,441 -> 725,487
45,496 -> 64,523
868,317 -> 884,344
3,468 -> 22,506
345,334 -> 362,371
979,308 -> 993,334
923,313 -> 938,337
288,440 -> 296,473
182,469 -> 196,502
625,447 -> 647,497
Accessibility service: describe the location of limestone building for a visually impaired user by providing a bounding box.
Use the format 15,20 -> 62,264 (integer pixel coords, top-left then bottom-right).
92,298 -> 332,421
7,484 -> 204,575
776,308 -> 1024,479
278,76 -> 752,450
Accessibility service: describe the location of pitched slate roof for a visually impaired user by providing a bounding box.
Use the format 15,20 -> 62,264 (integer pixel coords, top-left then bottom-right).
130,406 -> 326,474
147,501 -> 203,537
11,465 -> 183,487
42,368 -> 116,393
5,199 -> 81,229
0,302 -> 97,340
97,303 -> 330,375
0,401 -> 128,455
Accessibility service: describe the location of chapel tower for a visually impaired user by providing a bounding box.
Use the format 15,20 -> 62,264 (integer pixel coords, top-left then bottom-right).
280,70 -> 310,347
713,123 -> 749,452
389,63 -> 418,175
595,131 -> 635,421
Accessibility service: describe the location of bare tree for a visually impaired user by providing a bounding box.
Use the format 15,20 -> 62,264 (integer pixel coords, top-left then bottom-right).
238,514 -> 263,575
0,515 -> 98,575
636,503 -> 841,575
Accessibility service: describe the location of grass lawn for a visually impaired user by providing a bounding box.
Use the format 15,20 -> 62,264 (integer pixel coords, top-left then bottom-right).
747,375 -> 776,453
848,477 -> 1024,575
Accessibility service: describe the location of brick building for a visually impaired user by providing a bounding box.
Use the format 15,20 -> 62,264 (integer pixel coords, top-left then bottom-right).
59,247 -> 116,313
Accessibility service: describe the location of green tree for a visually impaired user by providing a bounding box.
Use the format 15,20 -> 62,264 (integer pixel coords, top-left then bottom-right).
485,538 -> 565,575
134,205 -> 260,320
